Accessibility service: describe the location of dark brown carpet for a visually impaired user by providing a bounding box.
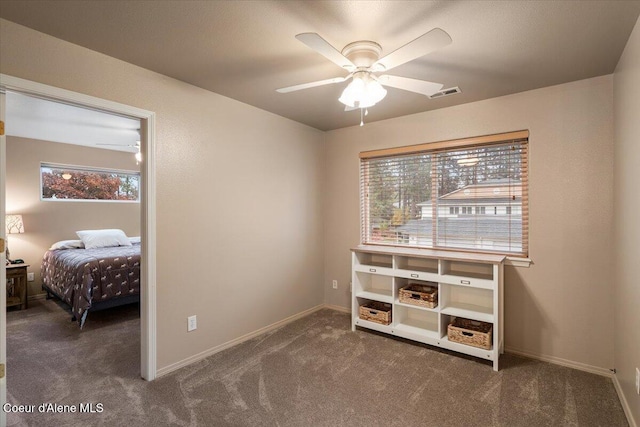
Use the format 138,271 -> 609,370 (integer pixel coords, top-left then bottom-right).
6,299 -> 628,426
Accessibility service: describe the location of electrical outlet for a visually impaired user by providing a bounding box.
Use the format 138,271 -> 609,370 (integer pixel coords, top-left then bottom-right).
636,367 -> 639,395
27,272 -> 35,282
187,315 -> 197,332
332,280 -> 338,289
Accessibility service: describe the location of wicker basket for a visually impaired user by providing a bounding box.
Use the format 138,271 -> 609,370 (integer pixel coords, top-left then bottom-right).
399,283 -> 438,308
448,317 -> 493,350
358,301 -> 392,325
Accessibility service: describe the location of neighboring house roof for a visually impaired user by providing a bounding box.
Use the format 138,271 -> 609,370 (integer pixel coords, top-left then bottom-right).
418,179 -> 522,206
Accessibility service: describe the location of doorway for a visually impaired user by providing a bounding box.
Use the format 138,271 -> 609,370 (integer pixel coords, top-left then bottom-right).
0,75 -> 157,422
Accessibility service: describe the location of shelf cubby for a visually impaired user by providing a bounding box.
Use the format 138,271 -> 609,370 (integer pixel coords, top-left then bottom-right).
439,284 -> 494,323
440,259 -> 494,281
395,277 -> 439,311
395,255 -> 438,273
354,251 -> 393,268
353,271 -> 393,303
394,305 -> 439,339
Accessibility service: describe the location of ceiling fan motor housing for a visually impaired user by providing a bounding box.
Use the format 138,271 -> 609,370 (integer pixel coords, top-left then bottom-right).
341,40 -> 383,69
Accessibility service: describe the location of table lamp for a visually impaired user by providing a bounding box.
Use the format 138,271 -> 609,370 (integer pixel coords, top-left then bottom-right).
5,214 -> 25,264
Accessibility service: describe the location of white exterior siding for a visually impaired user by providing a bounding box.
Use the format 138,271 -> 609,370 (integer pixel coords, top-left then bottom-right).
421,203 -> 521,218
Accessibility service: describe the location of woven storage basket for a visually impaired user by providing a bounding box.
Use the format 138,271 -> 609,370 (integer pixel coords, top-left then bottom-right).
358,301 -> 392,325
448,317 -> 492,350
399,283 -> 438,308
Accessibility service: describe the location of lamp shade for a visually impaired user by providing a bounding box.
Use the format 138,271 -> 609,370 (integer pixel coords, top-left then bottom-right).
339,72 -> 387,109
6,214 -> 25,234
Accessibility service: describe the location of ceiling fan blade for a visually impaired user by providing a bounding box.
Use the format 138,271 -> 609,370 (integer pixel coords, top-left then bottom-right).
96,143 -> 137,147
373,28 -> 452,72
276,76 -> 348,93
378,75 -> 443,96
295,33 -> 356,70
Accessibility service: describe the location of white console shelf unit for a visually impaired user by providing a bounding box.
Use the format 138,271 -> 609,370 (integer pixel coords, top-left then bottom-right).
351,245 -> 505,371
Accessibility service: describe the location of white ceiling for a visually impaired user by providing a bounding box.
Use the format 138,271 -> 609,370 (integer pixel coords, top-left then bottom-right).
1,1 -> 639,131
5,92 -> 140,152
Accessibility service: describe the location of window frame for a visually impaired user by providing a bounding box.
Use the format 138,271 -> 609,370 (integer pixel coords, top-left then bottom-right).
359,130 -> 529,257
40,162 -> 141,203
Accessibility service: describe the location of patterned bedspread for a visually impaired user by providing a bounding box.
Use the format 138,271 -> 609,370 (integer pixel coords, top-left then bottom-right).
41,244 -> 141,327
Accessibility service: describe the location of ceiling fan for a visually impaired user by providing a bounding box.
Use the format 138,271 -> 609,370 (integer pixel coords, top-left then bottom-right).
96,141 -> 142,163
277,28 -> 452,124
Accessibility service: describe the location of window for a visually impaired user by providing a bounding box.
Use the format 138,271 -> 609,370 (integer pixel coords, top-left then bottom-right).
360,130 -> 528,256
41,163 -> 140,202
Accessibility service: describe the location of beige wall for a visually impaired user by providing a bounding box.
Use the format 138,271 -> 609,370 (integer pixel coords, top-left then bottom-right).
613,15 -> 640,425
6,136 -> 141,297
0,19 -> 325,370
324,75 -> 615,371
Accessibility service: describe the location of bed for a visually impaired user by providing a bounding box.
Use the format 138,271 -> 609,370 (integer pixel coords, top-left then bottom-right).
41,242 -> 141,327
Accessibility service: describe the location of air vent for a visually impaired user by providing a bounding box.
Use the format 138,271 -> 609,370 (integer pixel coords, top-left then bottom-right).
429,86 -> 462,99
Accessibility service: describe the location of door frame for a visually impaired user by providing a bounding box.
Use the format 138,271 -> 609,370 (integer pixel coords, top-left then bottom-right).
1,88 -> 7,427
0,75 -> 157,393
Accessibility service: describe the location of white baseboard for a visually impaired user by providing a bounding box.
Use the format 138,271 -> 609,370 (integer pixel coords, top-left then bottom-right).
613,374 -> 637,427
504,346 -> 638,425
323,304 -> 350,314
156,304 -> 326,378
504,346 -> 613,377
28,293 -> 47,301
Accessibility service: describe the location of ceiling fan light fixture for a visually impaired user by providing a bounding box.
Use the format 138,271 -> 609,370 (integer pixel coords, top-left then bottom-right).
339,72 -> 387,109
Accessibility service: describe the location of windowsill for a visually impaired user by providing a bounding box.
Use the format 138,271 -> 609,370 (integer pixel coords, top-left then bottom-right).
505,257 -> 532,268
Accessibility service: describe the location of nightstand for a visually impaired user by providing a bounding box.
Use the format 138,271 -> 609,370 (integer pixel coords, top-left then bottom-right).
6,264 -> 29,310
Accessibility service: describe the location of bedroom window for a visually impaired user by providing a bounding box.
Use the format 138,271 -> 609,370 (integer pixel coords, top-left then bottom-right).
359,130 -> 529,257
40,163 -> 140,202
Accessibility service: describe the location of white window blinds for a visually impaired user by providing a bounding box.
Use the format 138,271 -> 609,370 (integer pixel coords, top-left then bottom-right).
360,131 -> 529,256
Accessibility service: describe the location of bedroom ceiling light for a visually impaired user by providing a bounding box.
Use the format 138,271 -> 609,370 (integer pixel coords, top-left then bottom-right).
62,173 -> 72,180
338,71 -> 387,109
135,145 -> 142,163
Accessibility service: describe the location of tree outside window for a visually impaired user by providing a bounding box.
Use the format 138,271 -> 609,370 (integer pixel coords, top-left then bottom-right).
41,164 -> 139,201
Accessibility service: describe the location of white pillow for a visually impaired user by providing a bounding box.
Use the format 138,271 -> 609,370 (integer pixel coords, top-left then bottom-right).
49,239 -> 85,250
129,236 -> 141,244
76,229 -> 132,249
